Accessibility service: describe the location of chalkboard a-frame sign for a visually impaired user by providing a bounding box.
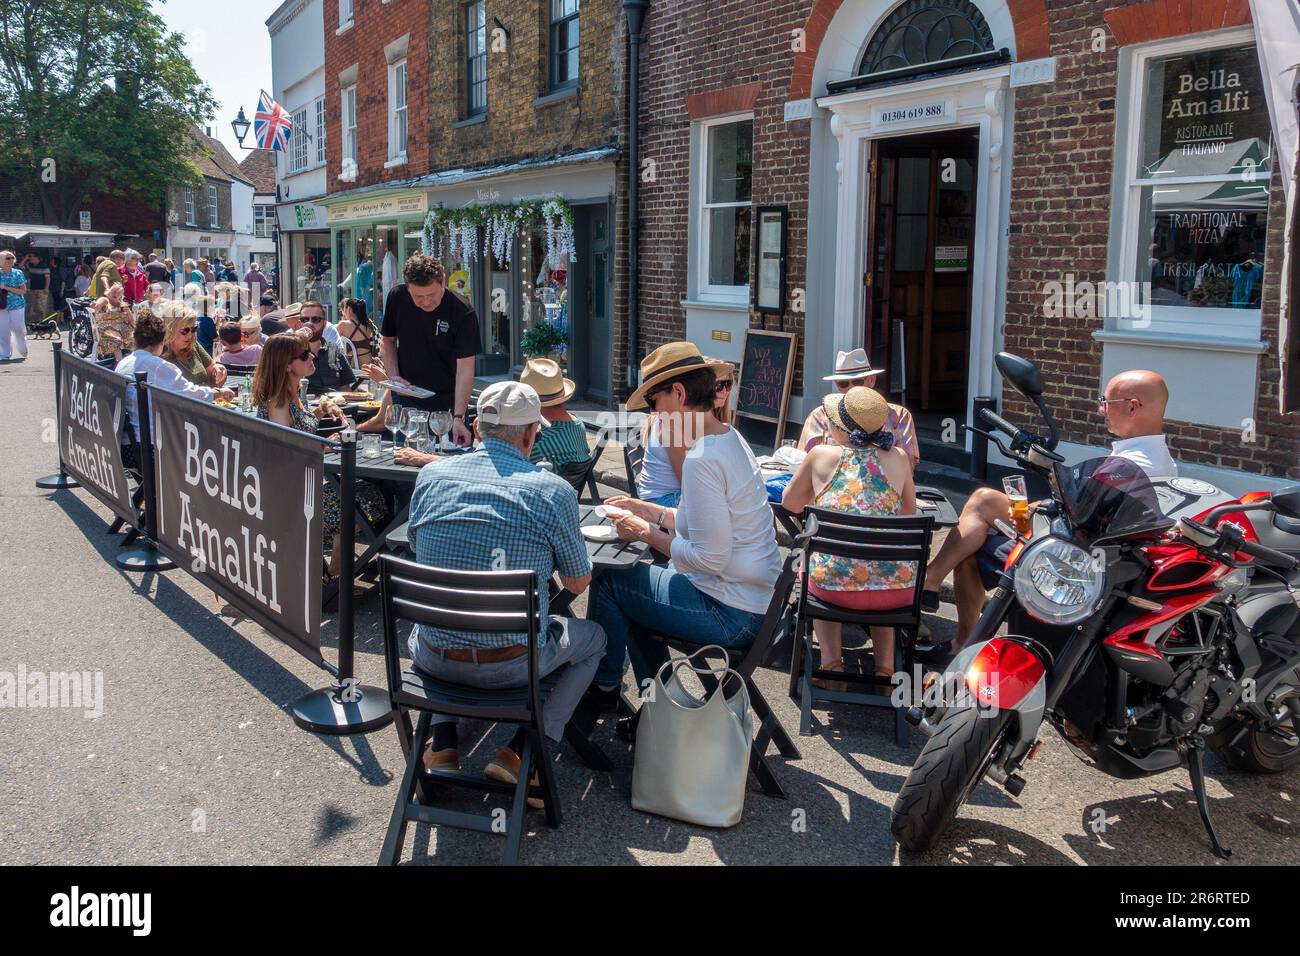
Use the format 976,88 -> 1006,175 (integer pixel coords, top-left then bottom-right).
733,329 -> 798,445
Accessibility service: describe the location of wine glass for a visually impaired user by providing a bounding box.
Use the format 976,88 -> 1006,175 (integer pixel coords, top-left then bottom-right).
384,402 -> 401,445
430,411 -> 452,453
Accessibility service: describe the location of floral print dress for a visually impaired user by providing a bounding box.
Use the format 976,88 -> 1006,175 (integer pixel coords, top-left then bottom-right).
807,446 -> 915,593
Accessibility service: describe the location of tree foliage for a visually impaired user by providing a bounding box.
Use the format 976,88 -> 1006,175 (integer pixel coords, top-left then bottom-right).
0,0 -> 216,228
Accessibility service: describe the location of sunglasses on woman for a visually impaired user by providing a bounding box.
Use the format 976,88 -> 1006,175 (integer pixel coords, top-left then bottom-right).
714,379 -> 733,394
179,326 -> 197,335
297,349 -> 315,362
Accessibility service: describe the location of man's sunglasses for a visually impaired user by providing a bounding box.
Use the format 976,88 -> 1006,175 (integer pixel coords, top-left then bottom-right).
714,379 -> 733,394
1098,396 -> 1141,409
304,314 -> 326,324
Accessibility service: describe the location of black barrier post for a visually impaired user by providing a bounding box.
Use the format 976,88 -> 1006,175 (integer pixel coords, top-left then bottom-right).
292,428 -> 392,734
972,395 -> 996,483
116,375 -> 177,572
35,342 -> 82,490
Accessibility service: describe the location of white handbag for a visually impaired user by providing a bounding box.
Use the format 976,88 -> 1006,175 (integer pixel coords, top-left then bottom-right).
631,645 -> 752,828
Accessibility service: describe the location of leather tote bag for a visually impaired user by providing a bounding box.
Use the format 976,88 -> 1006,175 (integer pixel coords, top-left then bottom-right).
631,645 -> 752,828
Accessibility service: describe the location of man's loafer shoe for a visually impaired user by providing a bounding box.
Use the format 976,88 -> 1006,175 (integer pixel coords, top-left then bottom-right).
423,744 -> 460,773
485,747 -> 543,809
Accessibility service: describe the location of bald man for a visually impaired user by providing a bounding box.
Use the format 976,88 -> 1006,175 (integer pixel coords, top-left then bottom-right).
917,369 -> 1176,661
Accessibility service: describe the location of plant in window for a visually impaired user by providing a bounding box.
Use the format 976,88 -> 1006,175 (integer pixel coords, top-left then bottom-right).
521,319 -> 567,358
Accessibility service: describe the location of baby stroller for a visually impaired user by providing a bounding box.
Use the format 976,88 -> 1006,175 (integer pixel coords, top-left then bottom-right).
26,308 -> 61,340
65,296 -> 97,359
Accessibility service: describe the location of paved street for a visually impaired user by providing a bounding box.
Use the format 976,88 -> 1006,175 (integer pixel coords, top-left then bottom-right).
3,341 -> 1299,866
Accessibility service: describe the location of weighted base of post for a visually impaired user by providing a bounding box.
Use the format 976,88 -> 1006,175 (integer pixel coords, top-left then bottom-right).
115,545 -> 176,572
36,474 -> 80,489
292,684 -> 393,735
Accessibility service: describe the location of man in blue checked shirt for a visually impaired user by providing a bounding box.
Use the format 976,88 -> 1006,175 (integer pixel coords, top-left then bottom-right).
407,380 -> 606,793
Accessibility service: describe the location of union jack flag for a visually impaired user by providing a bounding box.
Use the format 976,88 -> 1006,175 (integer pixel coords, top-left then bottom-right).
253,90 -> 293,152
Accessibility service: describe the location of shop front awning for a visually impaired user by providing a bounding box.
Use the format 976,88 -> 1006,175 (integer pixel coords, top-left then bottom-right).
0,222 -> 125,247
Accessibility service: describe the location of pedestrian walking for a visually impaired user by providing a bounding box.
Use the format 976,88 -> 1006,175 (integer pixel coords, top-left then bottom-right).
0,250 -> 29,361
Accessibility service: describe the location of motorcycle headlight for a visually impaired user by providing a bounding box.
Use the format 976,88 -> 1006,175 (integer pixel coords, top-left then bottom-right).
1012,536 -> 1105,625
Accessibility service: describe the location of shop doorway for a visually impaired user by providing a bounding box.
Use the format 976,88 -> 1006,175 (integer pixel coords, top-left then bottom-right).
865,127 -> 978,447
569,203 -> 612,403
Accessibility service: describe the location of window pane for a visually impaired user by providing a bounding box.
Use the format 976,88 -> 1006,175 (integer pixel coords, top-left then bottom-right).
708,206 -> 750,286
1136,181 -> 1268,309
707,121 -> 753,204
1138,44 -> 1272,180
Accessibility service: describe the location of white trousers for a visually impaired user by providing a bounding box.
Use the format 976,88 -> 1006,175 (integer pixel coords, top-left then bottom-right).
0,305 -> 26,358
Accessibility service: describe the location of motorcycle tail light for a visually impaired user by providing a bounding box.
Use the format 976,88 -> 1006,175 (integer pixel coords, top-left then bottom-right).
1013,536 -> 1105,625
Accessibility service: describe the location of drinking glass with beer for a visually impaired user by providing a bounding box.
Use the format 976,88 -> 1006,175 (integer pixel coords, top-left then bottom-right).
1002,475 -> 1032,537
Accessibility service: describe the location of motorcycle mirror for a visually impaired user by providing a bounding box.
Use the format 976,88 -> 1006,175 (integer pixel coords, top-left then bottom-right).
995,352 -> 1046,398
1272,486 -> 1300,520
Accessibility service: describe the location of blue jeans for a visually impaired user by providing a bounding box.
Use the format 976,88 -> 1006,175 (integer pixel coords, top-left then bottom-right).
587,563 -> 764,688
643,491 -> 681,508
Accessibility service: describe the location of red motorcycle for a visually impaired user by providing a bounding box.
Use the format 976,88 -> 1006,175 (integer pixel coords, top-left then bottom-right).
891,353 -> 1300,858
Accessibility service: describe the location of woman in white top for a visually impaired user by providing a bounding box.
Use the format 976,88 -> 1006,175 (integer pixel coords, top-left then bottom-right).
634,359 -> 735,507
585,343 -> 780,719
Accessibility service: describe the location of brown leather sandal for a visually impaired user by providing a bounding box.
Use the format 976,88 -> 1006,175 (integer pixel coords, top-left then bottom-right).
812,658 -> 848,693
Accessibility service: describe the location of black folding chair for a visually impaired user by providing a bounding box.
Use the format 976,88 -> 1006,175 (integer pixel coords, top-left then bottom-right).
557,422 -> 609,504
377,555 -> 610,866
641,551 -> 801,798
220,362 -> 258,377
787,508 -> 935,746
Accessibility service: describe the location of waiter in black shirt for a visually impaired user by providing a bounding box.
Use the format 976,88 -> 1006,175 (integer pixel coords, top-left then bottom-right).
379,253 -> 481,446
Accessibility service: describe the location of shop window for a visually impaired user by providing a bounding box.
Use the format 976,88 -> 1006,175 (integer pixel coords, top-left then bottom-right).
549,0 -> 580,91
1117,33 -> 1271,338
695,116 -> 753,300
465,1 -> 487,117
521,221 -> 570,371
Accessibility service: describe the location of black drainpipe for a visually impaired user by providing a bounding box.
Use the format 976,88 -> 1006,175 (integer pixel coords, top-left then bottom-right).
623,0 -> 649,395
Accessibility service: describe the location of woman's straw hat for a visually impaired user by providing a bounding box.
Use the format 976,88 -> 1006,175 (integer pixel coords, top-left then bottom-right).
627,341 -> 731,411
519,357 -> 576,407
822,385 -> 889,437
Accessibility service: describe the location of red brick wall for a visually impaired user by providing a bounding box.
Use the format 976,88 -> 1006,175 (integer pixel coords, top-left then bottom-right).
1001,0 -> 1299,477
637,0 -> 813,394
324,0 -> 431,193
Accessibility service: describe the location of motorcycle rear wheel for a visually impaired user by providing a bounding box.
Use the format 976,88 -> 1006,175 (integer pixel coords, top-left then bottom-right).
891,705 -> 1014,854
1209,711 -> 1300,774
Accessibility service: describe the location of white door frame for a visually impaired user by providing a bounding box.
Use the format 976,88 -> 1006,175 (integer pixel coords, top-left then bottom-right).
817,64 -> 1012,451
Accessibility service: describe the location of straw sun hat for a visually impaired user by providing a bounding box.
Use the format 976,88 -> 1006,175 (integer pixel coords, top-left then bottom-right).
627,341 -> 732,411
823,385 -> 889,440
519,357 -> 576,407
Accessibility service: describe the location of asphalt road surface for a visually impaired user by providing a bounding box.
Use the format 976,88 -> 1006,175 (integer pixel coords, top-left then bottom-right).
3,341 -> 1298,866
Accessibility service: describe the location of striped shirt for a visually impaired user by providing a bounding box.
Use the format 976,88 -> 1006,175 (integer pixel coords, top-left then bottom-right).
408,438 -> 592,649
529,417 -> 590,468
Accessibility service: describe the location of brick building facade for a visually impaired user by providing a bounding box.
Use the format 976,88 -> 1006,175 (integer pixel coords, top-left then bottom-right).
318,0 -> 628,402
634,0 -> 1299,492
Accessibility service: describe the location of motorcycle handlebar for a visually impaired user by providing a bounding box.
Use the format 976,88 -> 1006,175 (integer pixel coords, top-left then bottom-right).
1235,537 -> 1300,572
979,407 -> 1020,438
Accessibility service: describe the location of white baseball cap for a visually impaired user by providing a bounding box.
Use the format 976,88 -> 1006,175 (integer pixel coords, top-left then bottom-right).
477,381 -> 550,428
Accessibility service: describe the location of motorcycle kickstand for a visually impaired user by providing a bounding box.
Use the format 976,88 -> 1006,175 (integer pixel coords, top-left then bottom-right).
1187,737 -> 1231,861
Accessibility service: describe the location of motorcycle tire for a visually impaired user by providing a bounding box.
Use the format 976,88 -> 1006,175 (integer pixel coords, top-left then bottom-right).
1209,715 -> 1300,774
891,705 -> 1013,854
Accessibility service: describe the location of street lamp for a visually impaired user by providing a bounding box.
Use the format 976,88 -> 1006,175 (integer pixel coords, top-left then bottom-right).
231,107 -> 251,148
